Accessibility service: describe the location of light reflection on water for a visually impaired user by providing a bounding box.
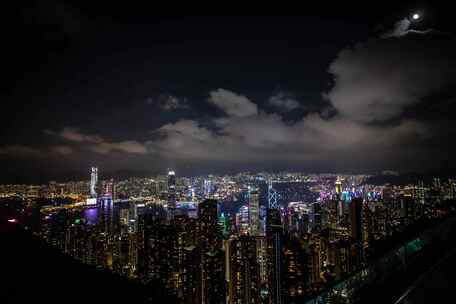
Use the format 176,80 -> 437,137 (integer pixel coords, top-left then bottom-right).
83,207 -> 98,225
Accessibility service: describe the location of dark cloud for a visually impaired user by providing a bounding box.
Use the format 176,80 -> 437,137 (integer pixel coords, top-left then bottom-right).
150,94 -> 190,111
50,145 -> 73,156
25,0 -> 91,39
46,128 -> 148,155
0,144 -> 73,158
0,145 -> 45,158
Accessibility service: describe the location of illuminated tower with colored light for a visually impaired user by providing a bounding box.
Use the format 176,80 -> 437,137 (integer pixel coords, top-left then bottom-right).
335,177 -> 342,195
90,167 -> 98,198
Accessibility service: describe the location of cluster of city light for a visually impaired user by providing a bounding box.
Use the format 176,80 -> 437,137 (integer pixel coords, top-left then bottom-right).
3,164 -> 456,304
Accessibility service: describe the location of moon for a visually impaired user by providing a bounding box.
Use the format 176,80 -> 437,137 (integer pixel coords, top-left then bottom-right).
412,13 -> 420,20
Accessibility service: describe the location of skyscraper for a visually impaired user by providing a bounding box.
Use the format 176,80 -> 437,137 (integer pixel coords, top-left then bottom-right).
335,177 -> 342,195
168,170 -> 177,219
311,202 -> 322,232
104,178 -> 114,198
198,199 -> 225,304
90,167 -> 98,198
350,197 -> 363,264
267,208 -> 283,304
350,198 -> 362,243
283,237 -> 308,303
268,180 -> 278,209
249,186 -> 260,236
227,235 -> 261,304
203,179 -> 212,198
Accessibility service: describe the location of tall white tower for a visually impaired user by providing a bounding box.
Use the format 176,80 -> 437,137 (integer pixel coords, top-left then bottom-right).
268,179 -> 278,209
90,167 -> 98,198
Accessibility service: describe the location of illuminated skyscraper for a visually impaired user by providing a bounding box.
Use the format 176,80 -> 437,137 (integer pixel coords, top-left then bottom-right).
198,199 -> 225,304
90,167 -> 98,198
335,177 -> 342,195
249,186 -> 260,236
311,202 -> 322,232
168,170 -> 176,219
203,179 -> 212,198
268,180 -> 278,209
238,205 -> 250,235
283,237 -> 308,303
267,208 -> 283,304
418,180 -> 425,204
228,235 -> 261,304
199,199 -> 221,248
449,179 -> 456,199
362,203 -> 374,251
433,177 -> 441,190
400,195 -> 416,225
308,237 -> 322,286
104,178 -> 114,198
219,212 -> 229,236
120,207 -> 130,234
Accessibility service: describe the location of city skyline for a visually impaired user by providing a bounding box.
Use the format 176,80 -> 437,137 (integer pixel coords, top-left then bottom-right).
2,4 -> 456,184
2,4 -> 456,304
3,165 -> 455,304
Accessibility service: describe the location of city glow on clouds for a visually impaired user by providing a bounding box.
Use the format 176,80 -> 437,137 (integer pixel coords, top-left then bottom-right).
146,25 -> 455,168
267,92 -> 301,112
45,128 -> 148,155
59,127 -> 103,143
148,89 -> 431,166
208,88 -> 258,117
90,141 -> 148,154
326,31 -> 456,123
1,18 -> 455,171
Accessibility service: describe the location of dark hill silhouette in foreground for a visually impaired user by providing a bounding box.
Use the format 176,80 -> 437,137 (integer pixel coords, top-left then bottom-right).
0,220 -> 177,304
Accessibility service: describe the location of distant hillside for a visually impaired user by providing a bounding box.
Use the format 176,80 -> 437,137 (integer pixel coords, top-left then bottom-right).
364,171 -> 456,186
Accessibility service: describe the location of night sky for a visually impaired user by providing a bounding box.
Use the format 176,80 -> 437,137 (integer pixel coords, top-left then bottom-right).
2,2 -> 456,183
